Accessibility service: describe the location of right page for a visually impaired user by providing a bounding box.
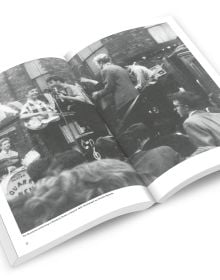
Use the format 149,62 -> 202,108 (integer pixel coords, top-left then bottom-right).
65,17 -> 220,201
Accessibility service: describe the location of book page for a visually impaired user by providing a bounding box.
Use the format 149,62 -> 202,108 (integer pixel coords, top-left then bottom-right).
65,17 -> 220,202
0,57 -> 154,263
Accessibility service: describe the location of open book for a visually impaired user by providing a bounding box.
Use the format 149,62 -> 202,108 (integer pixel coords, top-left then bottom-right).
0,17 -> 220,266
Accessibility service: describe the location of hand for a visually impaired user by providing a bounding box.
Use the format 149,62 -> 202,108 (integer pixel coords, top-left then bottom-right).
38,112 -> 49,118
92,91 -> 100,100
8,166 -> 16,173
48,111 -> 58,117
58,93 -> 67,99
80,77 -> 90,83
80,77 -> 99,85
135,85 -> 142,90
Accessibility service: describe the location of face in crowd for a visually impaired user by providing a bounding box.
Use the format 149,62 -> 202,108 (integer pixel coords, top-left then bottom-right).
46,77 -> 65,89
173,100 -> 189,118
1,139 -> 11,152
94,54 -> 111,70
209,92 -> 220,108
27,88 -> 39,101
47,79 -> 57,89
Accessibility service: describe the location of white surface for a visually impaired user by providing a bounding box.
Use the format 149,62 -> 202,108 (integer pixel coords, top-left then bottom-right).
149,147 -> 220,202
1,0 -> 220,278
0,184 -> 153,265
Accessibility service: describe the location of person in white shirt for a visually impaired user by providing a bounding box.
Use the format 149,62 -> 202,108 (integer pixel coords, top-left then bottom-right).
126,64 -> 156,91
20,88 -> 69,154
0,137 -> 20,175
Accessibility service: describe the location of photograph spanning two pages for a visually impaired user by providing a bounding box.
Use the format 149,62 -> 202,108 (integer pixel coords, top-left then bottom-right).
0,17 -> 220,265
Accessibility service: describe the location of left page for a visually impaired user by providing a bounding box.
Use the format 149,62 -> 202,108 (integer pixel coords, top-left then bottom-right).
0,57 -> 153,265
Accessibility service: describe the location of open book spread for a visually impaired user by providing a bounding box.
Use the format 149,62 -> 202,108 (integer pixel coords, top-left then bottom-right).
0,17 -> 220,266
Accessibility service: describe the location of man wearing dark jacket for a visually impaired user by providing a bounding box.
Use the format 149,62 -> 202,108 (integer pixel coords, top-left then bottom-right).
92,54 -> 139,132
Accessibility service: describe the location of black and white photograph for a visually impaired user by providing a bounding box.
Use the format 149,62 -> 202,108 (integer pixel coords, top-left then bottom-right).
1,21 -> 220,235
0,57 -> 144,234
67,23 -> 220,178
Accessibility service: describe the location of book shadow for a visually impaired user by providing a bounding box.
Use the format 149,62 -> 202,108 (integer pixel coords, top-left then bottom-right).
18,171 -> 220,266
24,201 -> 158,265
165,170 -> 220,203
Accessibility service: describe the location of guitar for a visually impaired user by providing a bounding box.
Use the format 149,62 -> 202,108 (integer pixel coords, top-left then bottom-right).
24,112 -> 75,130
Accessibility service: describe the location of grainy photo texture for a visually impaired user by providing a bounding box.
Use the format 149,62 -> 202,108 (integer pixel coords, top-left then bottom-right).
1,22 -> 220,233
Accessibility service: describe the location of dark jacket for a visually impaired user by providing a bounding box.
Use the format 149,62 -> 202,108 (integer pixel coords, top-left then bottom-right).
98,63 -> 139,111
129,146 -> 180,179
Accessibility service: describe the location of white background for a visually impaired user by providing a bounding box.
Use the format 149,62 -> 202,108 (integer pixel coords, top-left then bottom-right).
1,0 -> 220,278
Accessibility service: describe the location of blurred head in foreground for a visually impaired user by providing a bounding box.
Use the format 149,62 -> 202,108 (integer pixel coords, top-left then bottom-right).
26,157 -> 51,183
46,150 -> 86,176
10,159 -> 144,233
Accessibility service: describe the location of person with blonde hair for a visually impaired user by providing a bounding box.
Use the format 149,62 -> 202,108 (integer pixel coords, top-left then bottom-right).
126,64 -> 156,91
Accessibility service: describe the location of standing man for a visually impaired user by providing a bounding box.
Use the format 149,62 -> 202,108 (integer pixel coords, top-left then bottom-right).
92,54 -> 139,132
172,91 -> 220,147
20,88 -> 69,155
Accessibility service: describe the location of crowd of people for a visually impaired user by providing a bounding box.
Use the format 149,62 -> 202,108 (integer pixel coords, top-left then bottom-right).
1,52 -> 220,233
9,158 -> 144,233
